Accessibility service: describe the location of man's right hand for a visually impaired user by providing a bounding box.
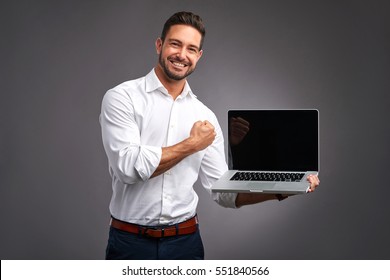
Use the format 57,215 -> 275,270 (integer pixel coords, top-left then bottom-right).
189,120 -> 216,152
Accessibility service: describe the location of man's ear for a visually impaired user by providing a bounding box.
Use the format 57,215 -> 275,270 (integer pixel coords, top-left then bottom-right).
198,49 -> 203,59
195,49 -> 203,63
155,38 -> 163,54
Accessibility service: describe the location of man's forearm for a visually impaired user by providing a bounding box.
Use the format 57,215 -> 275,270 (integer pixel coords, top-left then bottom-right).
151,138 -> 197,178
151,120 -> 216,178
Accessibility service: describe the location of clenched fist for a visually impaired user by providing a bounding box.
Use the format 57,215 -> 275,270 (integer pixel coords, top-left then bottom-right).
189,120 -> 216,152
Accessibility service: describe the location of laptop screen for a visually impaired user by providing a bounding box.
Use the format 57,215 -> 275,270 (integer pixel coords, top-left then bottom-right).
228,110 -> 319,172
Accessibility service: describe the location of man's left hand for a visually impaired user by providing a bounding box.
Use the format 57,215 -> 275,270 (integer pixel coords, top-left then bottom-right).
307,174 -> 320,192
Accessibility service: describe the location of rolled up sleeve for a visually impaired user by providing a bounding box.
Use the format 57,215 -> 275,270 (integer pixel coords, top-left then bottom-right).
134,145 -> 161,181
100,89 -> 161,184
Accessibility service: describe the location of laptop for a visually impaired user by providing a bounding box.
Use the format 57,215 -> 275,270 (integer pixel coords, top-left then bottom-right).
211,109 -> 319,194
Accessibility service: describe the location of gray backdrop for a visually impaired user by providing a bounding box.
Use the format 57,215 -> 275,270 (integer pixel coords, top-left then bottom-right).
1,0 -> 389,260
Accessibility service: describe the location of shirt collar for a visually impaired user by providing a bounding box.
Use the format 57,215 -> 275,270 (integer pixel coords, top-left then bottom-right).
145,69 -> 197,99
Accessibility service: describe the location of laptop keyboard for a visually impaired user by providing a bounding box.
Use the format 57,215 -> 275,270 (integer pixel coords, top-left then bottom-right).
230,172 -> 305,182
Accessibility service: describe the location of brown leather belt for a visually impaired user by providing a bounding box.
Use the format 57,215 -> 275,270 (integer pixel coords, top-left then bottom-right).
110,216 -> 198,238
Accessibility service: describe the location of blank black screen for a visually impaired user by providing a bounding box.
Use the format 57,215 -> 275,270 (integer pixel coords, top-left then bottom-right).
228,110 -> 319,171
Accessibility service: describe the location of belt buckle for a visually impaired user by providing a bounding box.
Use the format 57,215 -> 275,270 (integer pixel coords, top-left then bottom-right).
144,227 -> 164,238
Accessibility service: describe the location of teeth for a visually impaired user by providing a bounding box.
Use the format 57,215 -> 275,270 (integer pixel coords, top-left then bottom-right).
172,62 -> 185,67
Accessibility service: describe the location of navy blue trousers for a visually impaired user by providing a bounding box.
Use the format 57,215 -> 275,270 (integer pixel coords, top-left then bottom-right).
105,225 -> 205,260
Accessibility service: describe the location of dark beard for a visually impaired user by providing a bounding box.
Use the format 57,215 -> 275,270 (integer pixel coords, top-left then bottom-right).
158,53 -> 195,81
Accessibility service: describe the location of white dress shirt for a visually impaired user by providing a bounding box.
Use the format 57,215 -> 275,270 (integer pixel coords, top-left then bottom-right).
100,69 -> 237,226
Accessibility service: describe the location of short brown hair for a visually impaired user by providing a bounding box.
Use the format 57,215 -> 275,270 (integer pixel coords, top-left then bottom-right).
161,11 -> 206,50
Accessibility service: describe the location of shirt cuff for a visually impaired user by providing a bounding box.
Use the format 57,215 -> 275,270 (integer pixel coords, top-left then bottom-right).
134,145 -> 162,181
212,192 -> 239,208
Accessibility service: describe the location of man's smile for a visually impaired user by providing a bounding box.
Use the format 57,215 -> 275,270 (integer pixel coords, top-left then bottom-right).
172,61 -> 185,67
169,58 -> 189,69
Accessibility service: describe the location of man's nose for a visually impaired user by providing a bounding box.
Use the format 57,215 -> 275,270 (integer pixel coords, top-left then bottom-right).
176,47 -> 186,59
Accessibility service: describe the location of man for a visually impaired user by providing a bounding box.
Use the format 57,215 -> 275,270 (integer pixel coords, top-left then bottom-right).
100,11 -> 320,260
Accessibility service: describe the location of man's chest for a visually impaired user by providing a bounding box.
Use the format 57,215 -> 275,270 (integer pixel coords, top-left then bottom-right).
132,96 -> 207,146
